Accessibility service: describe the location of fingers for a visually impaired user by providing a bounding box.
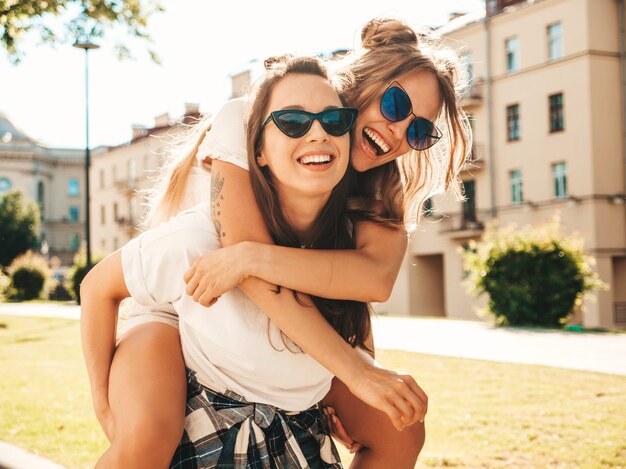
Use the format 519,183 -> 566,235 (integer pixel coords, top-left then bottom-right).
322,407 -> 363,453
399,375 -> 428,423
186,275 -> 200,297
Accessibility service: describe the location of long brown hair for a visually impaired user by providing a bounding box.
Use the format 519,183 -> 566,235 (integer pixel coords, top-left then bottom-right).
337,17 -> 473,230
246,55 -> 371,348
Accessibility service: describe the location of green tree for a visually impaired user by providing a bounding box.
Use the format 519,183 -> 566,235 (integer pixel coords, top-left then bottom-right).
0,0 -> 163,63
0,190 -> 41,267
461,215 -> 607,327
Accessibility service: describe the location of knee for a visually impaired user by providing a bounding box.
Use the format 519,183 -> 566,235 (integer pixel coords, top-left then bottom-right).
360,419 -> 425,466
109,413 -> 184,468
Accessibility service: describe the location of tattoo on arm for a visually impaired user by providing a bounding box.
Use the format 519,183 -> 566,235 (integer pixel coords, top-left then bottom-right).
210,171 -> 226,241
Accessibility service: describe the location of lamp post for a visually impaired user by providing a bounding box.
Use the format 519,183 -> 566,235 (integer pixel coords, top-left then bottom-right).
73,40 -> 99,268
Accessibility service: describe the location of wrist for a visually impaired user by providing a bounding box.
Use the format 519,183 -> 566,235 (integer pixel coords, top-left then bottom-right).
244,241 -> 268,280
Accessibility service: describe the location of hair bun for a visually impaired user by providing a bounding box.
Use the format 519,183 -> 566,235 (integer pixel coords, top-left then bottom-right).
263,54 -> 295,70
361,18 -> 419,50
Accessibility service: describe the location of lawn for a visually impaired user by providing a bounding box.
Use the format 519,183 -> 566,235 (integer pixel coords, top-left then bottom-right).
1,315 -> 625,468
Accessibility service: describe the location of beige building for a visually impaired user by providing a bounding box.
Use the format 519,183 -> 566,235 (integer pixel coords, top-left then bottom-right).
90,104 -> 202,255
0,113 -> 89,265
379,0 -> 626,330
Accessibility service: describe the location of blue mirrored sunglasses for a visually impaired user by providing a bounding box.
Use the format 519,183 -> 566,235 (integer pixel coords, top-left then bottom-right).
380,82 -> 442,151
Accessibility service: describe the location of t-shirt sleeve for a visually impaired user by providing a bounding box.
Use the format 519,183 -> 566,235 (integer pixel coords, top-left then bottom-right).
197,97 -> 249,171
120,206 -> 216,306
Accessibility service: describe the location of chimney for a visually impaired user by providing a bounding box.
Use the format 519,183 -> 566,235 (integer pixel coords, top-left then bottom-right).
184,103 -> 200,116
154,112 -> 170,128
131,125 -> 147,141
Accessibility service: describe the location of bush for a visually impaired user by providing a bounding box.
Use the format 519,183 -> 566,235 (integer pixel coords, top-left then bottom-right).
0,190 -> 41,267
68,248 -> 103,304
0,271 -> 10,302
461,215 -> 606,327
6,251 -> 52,301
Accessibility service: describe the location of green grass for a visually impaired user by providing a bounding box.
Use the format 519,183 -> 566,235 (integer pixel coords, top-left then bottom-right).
1,315 -> 625,468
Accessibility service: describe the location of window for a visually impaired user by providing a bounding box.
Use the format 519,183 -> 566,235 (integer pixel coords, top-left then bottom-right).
69,206 -> 80,223
507,104 -> 520,141
549,93 -> 564,132
487,0 -> 498,15
505,36 -> 519,72
462,180 -> 477,224
553,163 -> 567,198
68,178 -> 80,196
100,170 -> 105,189
113,237 -> 119,250
547,22 -> 563,60
101,205 -> 106,225
113,202 -> 119,222
461,52 -> 474,86
0,177 -> 12,194
510,170 -> 523,204
70,234 -> 81,251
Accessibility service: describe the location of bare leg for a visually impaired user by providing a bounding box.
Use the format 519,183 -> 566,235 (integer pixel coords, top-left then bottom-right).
322,377 -> 425,469
95,323 -> 187,469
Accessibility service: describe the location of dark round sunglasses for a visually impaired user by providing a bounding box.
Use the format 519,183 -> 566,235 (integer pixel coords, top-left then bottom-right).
261,108 -> 358,139
380,82 -> 442,151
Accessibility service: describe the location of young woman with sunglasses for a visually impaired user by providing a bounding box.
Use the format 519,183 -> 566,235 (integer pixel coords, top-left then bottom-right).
81,54 -> 429,468
87,17 -> 470,468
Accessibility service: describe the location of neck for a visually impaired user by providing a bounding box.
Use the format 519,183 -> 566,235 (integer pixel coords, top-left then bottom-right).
278,189 -> 329,243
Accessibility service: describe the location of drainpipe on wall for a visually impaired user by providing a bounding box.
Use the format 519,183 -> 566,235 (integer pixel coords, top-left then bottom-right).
617,0 -> 626,194
483,14 -> 497,218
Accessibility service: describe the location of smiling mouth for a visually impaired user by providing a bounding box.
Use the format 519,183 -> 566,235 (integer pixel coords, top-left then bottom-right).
297,154 -> 334,166
363,128 -> 391,156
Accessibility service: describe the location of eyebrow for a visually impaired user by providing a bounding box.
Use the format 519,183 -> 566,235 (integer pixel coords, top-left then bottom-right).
278,104 -> 341,111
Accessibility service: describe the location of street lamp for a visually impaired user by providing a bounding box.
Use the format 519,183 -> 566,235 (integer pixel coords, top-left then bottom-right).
73,40 -> 99,269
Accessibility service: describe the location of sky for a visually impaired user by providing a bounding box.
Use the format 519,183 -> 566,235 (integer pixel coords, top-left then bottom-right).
0,0 -> 483,149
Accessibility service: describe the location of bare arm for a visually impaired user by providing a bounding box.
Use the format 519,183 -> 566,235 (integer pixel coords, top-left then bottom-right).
80,251 -> 130,439
187,159 -> 425,429
185,159 -> 407,304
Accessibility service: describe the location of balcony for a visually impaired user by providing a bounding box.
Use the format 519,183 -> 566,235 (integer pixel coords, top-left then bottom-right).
462,143 -> 486,172
460,78 -> 484,109
438,212 -> 485,240
114,178 -> 141,197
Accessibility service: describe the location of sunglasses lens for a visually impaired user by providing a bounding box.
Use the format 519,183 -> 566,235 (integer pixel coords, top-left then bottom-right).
275,112 -> 311,137
407,118 -> 441,151
381,86 -> 412,122
321,109 -> 355,136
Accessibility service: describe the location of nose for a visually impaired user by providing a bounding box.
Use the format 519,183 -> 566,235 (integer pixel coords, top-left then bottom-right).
306,118 -> 329,142
386,117 -> 410,141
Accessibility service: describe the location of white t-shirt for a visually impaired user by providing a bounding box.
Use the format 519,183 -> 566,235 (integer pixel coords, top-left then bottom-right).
121,98 -> 333,411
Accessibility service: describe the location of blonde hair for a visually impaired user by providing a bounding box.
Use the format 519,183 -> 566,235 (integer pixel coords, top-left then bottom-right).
142,115 -> 213,228
336,17 -> 473,230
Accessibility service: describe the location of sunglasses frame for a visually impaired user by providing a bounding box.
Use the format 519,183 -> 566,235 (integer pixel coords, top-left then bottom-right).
261,108 -> 358,139
380,81 -> 442,151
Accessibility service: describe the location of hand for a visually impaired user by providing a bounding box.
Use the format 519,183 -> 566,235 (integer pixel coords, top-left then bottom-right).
184,243 -> 250,306
322,406 -> 363,453
92,394 -> 115,442
344,350 -> 428,431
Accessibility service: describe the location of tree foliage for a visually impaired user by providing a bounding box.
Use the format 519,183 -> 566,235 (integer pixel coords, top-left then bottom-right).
461,215 -> 606,327
68,247 -> 102,304
0,190 -> 40,267
0,0 -> 163,63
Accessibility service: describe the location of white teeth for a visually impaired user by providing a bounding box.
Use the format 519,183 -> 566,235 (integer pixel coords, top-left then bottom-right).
364,128 -> 390,153
299,154 -> 332,165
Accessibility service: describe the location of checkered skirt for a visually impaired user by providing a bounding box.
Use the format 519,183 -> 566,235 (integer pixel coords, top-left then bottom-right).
170,370 -> 342,469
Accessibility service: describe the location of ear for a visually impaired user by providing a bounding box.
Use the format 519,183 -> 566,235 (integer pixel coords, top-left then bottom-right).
256,153 -> 268,167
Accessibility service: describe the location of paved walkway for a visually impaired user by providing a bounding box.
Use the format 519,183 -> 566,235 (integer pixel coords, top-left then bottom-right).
2,302 -> 625,375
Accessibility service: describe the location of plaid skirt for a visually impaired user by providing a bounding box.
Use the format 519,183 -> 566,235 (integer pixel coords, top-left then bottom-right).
170,370 -> 342,469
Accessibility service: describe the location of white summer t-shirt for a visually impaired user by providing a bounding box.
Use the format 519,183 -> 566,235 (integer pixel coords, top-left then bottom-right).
121,98 -> 333,411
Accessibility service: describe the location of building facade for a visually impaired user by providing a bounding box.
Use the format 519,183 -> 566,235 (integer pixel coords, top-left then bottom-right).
89,104 -> 202,255
0,113 -> 89,265
379,0 -> 626,330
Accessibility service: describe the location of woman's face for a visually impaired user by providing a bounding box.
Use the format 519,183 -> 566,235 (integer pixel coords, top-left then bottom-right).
257,73 -> 350,201
350,69 -> 442,172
